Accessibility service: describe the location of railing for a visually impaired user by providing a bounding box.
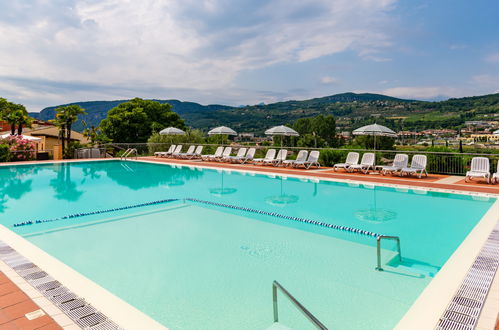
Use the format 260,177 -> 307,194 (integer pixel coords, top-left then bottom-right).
100,142 -> 499,176
272,280 -> 328,330
376,235 -> 402,271
120,148 -> 137,160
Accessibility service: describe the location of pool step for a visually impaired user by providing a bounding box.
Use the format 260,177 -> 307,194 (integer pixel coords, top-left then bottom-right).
387,258 -> 440,278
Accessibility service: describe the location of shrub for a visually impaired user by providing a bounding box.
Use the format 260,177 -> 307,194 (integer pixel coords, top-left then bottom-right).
319,149 -> 350,167
1,136 -> 36,161
0,144 -> 10,162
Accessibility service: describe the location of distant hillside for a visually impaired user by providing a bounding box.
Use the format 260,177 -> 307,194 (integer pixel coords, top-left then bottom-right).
29,99 -> 233,132
30,92 -> 499,133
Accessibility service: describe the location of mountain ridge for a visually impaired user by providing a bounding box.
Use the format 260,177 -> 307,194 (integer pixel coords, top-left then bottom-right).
29,92 -> 499,133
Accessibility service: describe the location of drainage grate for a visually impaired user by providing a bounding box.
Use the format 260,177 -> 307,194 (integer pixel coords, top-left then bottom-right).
0,240 -> 124,330
436,223 -> 499,329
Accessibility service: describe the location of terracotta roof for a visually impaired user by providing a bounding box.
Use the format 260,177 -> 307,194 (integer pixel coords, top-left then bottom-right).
0,126 -> 89,143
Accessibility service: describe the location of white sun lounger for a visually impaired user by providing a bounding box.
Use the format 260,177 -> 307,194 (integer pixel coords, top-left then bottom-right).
254,149 -> 276,164
465,157 -> 490,183
295,150 -> 320,169
348,153 -> 375,174
201,146 -> 223,161
400,155 -> 428,178
381,154 -> 408,175
492,162 -> 499,184
333,152 -> 359,171
177,145 -> 195,159
223,148 -> 247,162
154,144 -> 175,157
266,149 -> 287,166
238,148 -> 256,164
169,145 -> 183,158
216,147 -> 232,162
283,150 -> 308,167
187,146 -> 204,159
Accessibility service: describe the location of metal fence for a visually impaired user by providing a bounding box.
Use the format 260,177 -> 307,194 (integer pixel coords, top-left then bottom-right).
96,142 -> 499,176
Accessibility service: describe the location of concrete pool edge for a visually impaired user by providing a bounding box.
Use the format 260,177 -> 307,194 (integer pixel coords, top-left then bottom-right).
0,224 -> 168,330
394,199 -> 499,330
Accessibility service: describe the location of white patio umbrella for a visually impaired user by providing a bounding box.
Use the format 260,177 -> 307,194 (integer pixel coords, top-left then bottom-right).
208,126 -> 237,144
352,123 -> 396,151
0,133 -> 41,141
159,127 -> 185,144
265,125 -> 299,148
159,127 -> 186,135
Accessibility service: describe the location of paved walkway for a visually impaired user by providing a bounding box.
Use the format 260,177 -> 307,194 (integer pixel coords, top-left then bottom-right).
0,271 -> 63,330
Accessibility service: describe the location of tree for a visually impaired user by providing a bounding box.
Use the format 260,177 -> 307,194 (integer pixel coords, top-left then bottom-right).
0,100 -> 32,135
292,114 -> 338,148
99,98 -> 185,143
52,105 -> 86,157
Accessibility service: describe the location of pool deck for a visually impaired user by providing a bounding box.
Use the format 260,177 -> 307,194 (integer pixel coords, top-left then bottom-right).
1,157 -> 498,329
0,270 -> 67,330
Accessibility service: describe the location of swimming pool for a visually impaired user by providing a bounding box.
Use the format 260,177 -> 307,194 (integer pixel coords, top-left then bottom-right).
0,160 -> 495,329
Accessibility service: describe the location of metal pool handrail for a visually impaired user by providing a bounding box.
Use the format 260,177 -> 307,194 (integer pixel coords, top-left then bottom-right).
120,148 -> 138,160
272,280 -> 328,330
376,235 -> 402,271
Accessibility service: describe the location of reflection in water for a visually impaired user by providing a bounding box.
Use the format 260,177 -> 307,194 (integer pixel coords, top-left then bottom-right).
50,164 -> 84,201
355,187 -> 397,223
0,166 -> 36,212
265,176 -> 299,206
106,162 -> 203,190
209,170 -> 237,197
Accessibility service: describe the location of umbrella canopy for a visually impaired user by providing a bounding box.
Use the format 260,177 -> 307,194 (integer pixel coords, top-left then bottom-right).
265,125 -> 299,137
493,129 -> 499,135
352,123 -> 396,152
0,134 -> 41,141
208,126 -> 237,136
352,124 -> 397,137
159,127 -> 185,135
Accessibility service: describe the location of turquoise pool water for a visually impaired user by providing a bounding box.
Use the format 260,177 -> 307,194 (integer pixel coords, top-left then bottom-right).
0,160 -> 495,329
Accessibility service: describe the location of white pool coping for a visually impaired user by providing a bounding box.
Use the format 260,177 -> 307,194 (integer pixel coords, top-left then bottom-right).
2,158 -> 499,329
394,199 -> 499,329
0,224 -> 167,330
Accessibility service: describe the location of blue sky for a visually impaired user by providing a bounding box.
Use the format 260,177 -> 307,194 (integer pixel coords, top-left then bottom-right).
0,0 -> 498,111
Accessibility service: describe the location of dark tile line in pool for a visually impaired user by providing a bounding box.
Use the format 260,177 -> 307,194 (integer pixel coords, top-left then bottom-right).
13,196 -> 381,238
13,198 -> 180,227
0,240 -> 123,330
185,198 -> 382,238
436,220 -> 499,330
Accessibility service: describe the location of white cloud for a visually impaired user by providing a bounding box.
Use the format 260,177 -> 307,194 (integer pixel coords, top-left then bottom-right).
472,75 -> 499,93
0,0 -> 398,110
379,86 -> 463,100
321,76 -> 339,84
484,53 -> 499,63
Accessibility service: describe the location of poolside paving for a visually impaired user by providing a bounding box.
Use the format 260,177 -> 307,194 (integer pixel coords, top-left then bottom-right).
0,271 -> 63,330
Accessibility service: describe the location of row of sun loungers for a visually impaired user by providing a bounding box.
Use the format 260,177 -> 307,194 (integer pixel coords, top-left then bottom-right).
333,152 -> 428,178
154,145 -> 204,159
154,146 -> 498,183
154,145 -> 321,169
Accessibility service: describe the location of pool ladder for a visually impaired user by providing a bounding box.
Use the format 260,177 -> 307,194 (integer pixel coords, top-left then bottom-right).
376,235 -> 402,271
120,148 -> 137,160
272,280 -> 328,329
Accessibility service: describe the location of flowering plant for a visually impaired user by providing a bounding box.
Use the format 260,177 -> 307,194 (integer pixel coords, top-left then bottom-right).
0,135 -> 36,161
